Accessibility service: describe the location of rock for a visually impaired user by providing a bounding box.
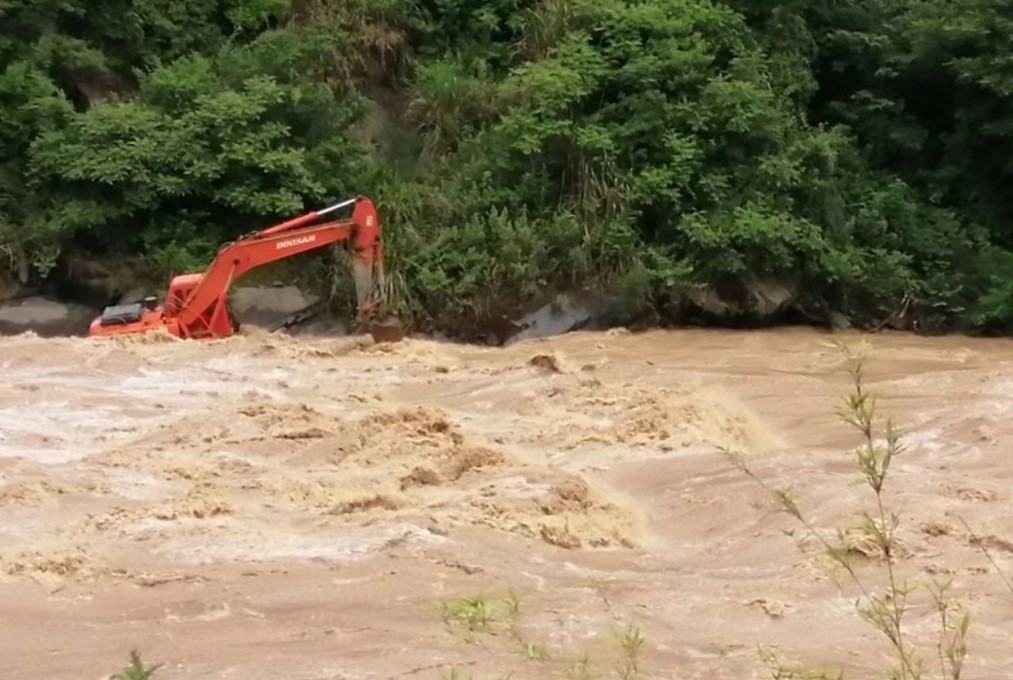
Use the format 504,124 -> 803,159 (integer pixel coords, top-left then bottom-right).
485,316 -> 525,345
285,317 -> 349,338
60,257 -> 121,306
829,311 -> 853,330
0,277 -> 31,304
684,278 -> 799,322
229,285 -> 320,329
0,296 -> 99,337
504,293 -> 595,345
685,286 -> 734,317
747,278 -> 796,317
118,285 -> 154,305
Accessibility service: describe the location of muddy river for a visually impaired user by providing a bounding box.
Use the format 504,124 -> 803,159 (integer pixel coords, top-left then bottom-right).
0,327 -> 1010,679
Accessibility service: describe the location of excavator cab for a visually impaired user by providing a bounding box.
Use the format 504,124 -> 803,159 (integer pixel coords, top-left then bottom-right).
97,302 -> 147,327
163,274 -> 204,318
96,295 -> 159,327
89,294 -> 168,336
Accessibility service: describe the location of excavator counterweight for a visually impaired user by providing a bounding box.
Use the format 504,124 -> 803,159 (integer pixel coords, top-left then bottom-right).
88,196 -> 404,343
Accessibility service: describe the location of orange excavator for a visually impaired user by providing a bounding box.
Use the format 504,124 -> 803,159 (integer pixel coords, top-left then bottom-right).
88,196 -> 404,342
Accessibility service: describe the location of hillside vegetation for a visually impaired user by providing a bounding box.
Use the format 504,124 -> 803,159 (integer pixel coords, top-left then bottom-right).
2,0 -> 1012,334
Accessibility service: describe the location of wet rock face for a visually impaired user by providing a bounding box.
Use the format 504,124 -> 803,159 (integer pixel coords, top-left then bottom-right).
0,296 -> 99,337
0,281 -> 363,338
685,277 -> 799,322
0,276 -> 29,304
228,285 -> 321,330
500,293 -> 596,346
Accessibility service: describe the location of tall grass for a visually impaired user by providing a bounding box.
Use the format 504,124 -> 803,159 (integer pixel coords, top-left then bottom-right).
723,342 -> 971,679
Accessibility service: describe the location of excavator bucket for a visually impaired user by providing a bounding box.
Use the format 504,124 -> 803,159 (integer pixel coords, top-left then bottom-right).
352,252 -> 406,344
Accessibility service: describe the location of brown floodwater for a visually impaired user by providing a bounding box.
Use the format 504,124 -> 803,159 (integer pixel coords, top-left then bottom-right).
0,326 -> 1010,679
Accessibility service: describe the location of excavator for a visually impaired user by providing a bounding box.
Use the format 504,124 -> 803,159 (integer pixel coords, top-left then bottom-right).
87,196 -> 405,343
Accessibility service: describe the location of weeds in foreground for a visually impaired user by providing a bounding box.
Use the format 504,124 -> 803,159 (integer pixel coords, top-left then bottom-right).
440,591 -> 531,643
723,342 -> 971,680
439,589 -> 650,678
520,641 -> 550,661
440,591 -> 554,668
441,595 -> 502,635
615,622 -> 646,679
110,650 -> 162,680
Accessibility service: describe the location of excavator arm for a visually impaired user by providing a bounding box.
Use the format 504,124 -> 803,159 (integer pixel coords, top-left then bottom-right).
167,196 -> 386,338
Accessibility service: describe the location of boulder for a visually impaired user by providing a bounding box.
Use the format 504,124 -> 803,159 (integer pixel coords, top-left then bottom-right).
0,277 -> 32,304
747,278 -> 797,317
504,293 -> 595,346
685,286 -> 734,317
118,285 -> 155,304
229,285 -> 321,329
0,296 -> 99,337
828,311 -> 853,330
685,277 -> 799,321
283,316 -> 349,337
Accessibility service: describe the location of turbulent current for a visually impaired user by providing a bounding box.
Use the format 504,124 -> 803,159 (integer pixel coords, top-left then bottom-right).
0,327 -> 1011,679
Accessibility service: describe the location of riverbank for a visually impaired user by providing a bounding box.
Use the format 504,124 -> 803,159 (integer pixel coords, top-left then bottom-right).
0,278 -> 915,346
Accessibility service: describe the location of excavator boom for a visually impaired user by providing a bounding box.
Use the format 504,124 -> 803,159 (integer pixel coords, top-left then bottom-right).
88,196 -> 401,342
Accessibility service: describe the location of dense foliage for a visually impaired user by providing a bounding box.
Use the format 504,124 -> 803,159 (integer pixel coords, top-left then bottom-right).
2,0 -> 1012,333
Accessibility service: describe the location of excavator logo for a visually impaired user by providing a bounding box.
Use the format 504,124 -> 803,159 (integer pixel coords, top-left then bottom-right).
276,235 -> 317,250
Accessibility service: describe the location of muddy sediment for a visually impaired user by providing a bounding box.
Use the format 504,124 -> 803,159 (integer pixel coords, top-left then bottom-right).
1,328 -> 1012,679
